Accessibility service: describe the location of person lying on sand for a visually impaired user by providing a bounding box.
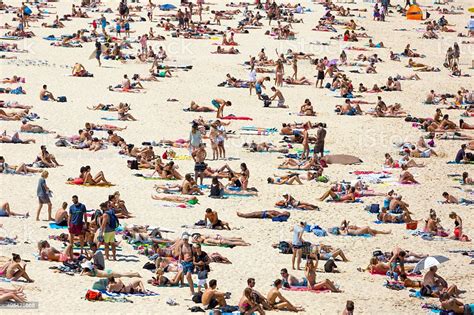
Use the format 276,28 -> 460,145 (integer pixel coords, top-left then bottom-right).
213,46 -> 239,54
278,157 -> 321,171
152,195 -> 199,204
38,240 -> 73,262
244,141 -> 288,153
275,193 -> 319,210
150,267 -> 184,286
339,220 -> 391,236
0,156 -> 40,175
20,120 -> 54,133
87,103 -> 120,111
237,210 -> 290,219
0,287 -> 27,304
377,208 -> 414,223
191,233 -> 250,246
80,261 -> 141,278
319,186 -> 356,203
0,109 -> 29,121
107,277 -> 145,293
0,132 -> 35,144
267,173 -> 303,185
187,101 -> 216,112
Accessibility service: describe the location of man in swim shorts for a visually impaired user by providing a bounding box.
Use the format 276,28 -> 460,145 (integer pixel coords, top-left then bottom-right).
68,195 -> 87,256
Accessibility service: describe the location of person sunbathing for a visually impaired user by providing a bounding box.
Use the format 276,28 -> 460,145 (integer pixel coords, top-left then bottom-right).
38,240 -> 73,262
87,103 -> 119,111
0,156 -> 40,175
150,268 -> 184,286
304,258 -> 341,293
299,99 -> 315,116
117,103 -> 137,121
245,142 -> 288,153
187,101 -> 216,112
0,109 -> 27,120
107,277 -> 145,293
339,220 -> 391,236
283,76 -> 312,85
275,193 -> 319,210
377,208 -> 414,223
0,132 -> 35,144
0,254 -> 33,282
237,210 -> 290,219
79,165 -> 111,185
213,46 -> 239,54
423,209 -> 448,236
85,122 -> 126,131
80,261 -> 141,278
267,279 -> 306,311
278,157 -> 320,171
267,174 -> 303,185
0,287 -> 27,304
399,165 -> 419,184
191,233 -> 250,246
152,195 -> 199,204
72,63 -> 92,77
319,187 -> 356,203
20,121 -> 54,133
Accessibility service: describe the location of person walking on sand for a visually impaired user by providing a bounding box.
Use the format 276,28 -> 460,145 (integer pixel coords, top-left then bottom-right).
36,171 -> 52,221
291,222 -> 305,270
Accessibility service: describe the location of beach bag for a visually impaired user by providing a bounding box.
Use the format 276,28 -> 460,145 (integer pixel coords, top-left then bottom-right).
261,94 -> 271,107
420,285 -> 433,297
24,6 -> 32,15
191,292 -> 203,304
278,241 -> 292,254
57,96 -> 67,102
369,204 -> 380,214
92,279 -> 108,291
189,306 -> 205,312
106,210 -> 119,230
324,259 -> 337,273
313,227 -> 327,237
55,139 -> 69,147
220,306 -> 239,313
129,159 -> 138,170
143,262 -> 155,270
329,227 -> 340,235
195,220 -> 206,226
271,215 -> 289,222
85,289 -> 103,301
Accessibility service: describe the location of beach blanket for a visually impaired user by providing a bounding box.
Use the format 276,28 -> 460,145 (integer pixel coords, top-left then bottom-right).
327,198 -> 363,203
99,290 -> 159,297
284,286 -> 330,293
221,115 -> 253,121
66,181 -> 115,187
322,154 -> 363,165
49,222 -> 68,229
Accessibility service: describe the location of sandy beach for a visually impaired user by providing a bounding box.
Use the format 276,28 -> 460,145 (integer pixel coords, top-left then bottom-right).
0,0 -> 473,313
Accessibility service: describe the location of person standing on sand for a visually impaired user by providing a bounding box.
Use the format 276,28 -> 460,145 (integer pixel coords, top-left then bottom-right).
36,170 -> 52,221
291,222 -> 305,270
315,59 -> 326,88
95,40 -> 102,67
177,234 -> 195,295
68,195 -> 87,256
314,123 -> 327,158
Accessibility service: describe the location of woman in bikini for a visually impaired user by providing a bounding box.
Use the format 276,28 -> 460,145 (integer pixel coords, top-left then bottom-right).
80,166 -> 111,185
275,194 -> 319,210
107,277 -> 145,293
340,220 -> 391,236
399,165 -> 419,184
305,257 -> 341,292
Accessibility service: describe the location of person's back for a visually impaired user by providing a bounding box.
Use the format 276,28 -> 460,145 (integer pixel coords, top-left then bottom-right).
202,287 -> 214,305
93,250 -> 105,270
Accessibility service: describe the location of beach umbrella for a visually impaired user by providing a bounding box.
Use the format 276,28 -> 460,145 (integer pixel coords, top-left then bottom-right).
160,4 -> 177,10
413,256 -> 449,273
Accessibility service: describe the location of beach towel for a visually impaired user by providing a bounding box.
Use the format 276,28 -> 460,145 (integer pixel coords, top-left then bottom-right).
99,290 -> 159,297
284,286 -> 330,293
321,154 -> 363,165
101,117 -> 120,121
221,115 -> 253,121
49,222 -> 68,229
66,181 -> 115,187
327,199 -> 363,203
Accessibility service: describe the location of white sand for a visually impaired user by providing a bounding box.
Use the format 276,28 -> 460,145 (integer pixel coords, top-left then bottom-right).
0,0 -> 473,313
